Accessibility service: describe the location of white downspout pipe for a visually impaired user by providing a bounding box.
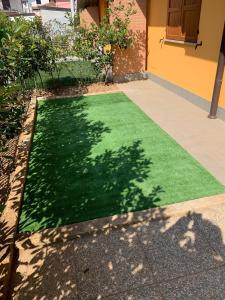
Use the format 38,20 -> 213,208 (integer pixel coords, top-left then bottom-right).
74,0 -> 77,14
70,0 -> 75,17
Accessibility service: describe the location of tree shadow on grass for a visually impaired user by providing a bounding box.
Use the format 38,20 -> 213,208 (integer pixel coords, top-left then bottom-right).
19,97 -> 164,232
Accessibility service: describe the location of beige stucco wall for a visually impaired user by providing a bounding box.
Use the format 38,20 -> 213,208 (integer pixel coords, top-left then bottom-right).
147,0 -> 225,108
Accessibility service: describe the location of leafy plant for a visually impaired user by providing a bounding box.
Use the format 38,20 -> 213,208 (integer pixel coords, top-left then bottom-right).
0,84 -> 24,175
0,14 -> 56,175
65,11 -> 80,29
72,0 -> 136,82
0,14 -> 56,88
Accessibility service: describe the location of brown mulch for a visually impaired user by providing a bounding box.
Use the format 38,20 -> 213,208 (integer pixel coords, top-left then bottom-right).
85,82 -> 118,94
0,95 -> 31,214
0,138 -> 18,206
32,82 -> 118,98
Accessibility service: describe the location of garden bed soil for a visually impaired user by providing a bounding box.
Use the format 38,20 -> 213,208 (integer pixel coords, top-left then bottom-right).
0,138 -> 18,209
32,82 -> 118,98
0,95 -> 31,216
0,97 -> 36,299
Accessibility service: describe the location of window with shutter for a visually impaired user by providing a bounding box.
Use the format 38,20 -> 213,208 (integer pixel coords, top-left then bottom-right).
166,0 -> 202,42
167,0 -> 183,41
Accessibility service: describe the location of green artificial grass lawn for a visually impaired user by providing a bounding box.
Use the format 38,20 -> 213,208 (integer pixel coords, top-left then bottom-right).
19,92 -> 225,232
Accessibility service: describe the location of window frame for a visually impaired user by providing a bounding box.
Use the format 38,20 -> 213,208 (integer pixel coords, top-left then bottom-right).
166,0 -> 202,43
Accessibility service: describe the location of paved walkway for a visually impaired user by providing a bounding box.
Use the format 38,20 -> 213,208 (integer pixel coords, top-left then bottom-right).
12,196 -> 225,299
119,80 -> 225,185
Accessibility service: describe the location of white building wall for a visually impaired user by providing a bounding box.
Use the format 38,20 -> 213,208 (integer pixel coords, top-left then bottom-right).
30,0 -> 49,7
22,1 -> 32,12
10,0 -> 23,11
39,9 -> 69,24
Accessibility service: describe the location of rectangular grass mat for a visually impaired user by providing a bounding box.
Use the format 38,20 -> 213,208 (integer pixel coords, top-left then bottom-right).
19,92 -> 225,232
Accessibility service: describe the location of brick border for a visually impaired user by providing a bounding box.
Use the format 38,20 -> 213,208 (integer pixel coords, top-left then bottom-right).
16,194 -> 225,250
0,97 -> 37,300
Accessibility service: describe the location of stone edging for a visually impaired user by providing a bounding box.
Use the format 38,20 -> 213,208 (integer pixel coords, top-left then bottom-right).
0,97 -> 37,300
16,194 -> 225,250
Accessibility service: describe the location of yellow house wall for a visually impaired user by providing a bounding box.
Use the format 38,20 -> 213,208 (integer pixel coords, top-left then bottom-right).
147,0 -> 225,108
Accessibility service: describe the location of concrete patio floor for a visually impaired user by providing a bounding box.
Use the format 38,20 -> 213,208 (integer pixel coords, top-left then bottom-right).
119,79 -> 225,186
11,80 -> 225,299
12,196 -> 225,299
